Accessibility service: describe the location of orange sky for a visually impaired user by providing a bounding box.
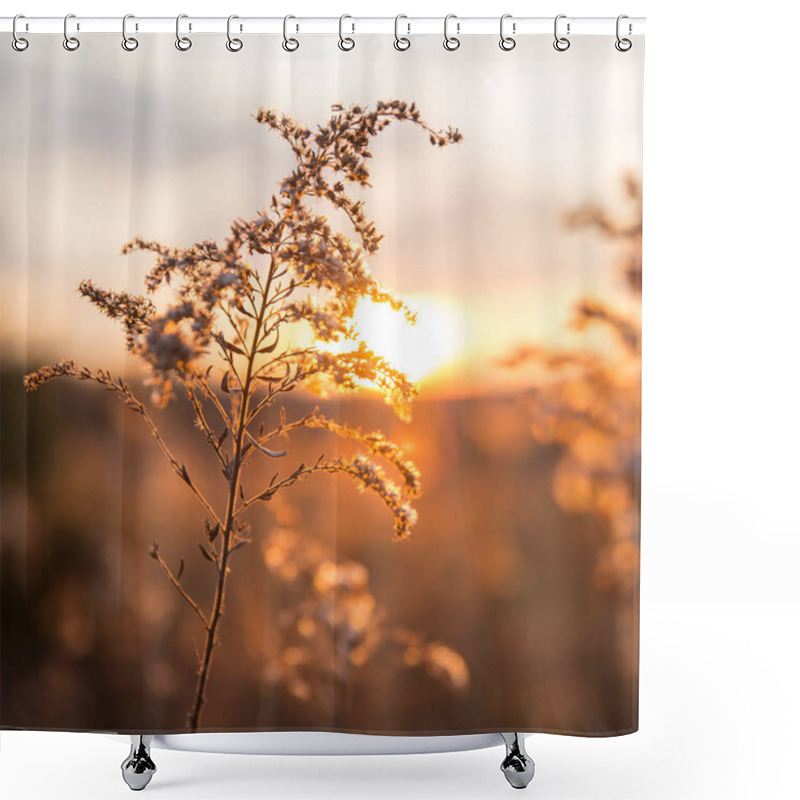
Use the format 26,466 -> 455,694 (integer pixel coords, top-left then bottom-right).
0,34 -> 643,396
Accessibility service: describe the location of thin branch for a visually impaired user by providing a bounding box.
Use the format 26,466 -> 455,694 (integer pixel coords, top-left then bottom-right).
134,396 -> 222,527
235,455 -> 340,515
184,383 -> 228,468
257,409 -> 315,444
150,548 -> 210,630
24,363 -> 222,527
196,373 -> 233,430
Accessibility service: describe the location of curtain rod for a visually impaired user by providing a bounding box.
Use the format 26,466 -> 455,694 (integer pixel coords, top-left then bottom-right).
1,16 -> 646,37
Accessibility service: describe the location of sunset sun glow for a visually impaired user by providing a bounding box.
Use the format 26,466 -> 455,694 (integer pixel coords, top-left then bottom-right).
353,295 -> 466,384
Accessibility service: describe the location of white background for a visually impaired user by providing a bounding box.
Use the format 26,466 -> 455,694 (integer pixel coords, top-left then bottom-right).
1,1 -> 798,799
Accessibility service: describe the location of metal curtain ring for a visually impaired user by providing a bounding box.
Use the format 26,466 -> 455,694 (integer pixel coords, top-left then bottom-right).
175,14 -> 192,51
12,14 -> 29,51
553,14 -> 570,51
63,13 -> 80,51
282,15 -> 299,51
122,14 -> 139,51
499,14 -> 516,51
394,14 -> 410,50
227,15 -> 243,51
615,14 -> 632,51
338,14 -> 355,51
443,14 -> 460,51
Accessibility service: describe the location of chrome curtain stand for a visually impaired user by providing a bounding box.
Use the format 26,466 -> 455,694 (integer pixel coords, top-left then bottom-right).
120,732 -> 534,791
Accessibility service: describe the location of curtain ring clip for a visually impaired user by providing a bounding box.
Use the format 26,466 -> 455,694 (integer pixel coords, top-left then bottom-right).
338,14 -> 355,51
615,15 -> 632,51
394,14 -> 410,51
499,14 -> 516,51
63,13 -> 80,51
12,14 -> 29,51
227,15 -> 243,52
553,14 -> 570,52
122,14 -> 139,51
175,14 -> 192,51
283,15 -> 299,51
443,14 -> 460,51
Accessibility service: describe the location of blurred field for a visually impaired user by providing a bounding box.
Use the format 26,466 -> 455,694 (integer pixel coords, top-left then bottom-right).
1,367 -> 636,735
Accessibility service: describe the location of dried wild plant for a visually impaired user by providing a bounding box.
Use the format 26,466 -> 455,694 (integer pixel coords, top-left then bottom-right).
500,173 -> 642,596
24,100 -> 462,731
260,498 -> 469,717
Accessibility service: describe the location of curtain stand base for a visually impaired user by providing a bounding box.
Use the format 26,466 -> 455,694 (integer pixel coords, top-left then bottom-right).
119,731 -> 535,790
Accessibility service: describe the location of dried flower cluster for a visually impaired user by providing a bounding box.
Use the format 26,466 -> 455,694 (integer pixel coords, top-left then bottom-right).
24,100 -> 462,730
501,173 -> 642,596
260,499 -> 469,711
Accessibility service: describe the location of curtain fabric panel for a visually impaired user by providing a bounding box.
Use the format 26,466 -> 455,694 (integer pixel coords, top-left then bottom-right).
0,31 -> 644,736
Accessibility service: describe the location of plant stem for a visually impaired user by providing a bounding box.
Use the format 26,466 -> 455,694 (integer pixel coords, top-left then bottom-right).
186,264 -> 275,732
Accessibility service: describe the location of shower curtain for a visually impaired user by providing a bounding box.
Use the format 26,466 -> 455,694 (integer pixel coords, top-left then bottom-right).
0,24 -> 644,737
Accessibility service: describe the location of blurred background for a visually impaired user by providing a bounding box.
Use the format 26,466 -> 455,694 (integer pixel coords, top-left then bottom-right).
1,32 -> 641,735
